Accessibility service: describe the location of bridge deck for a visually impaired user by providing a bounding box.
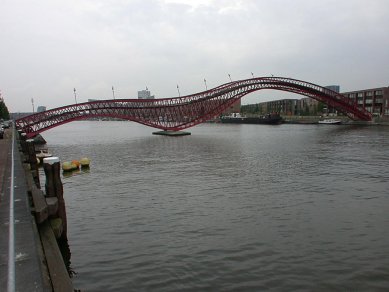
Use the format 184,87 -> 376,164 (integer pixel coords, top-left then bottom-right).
0,128 -> 50,291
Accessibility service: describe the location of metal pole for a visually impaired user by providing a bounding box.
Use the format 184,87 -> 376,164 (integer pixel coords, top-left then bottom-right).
31,98 -> 34,113
251,72 -> 254,78
228,74 -> 232,82
177,85 -> 181,97
73,88 -> 78,104
204,79 -> 208,90
112,86 -> 115,99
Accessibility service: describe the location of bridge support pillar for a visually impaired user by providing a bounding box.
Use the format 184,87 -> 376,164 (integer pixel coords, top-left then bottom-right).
152,130 -> 191,136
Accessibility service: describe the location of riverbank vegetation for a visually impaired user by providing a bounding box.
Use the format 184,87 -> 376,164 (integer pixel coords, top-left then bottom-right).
0,98 -> 10,120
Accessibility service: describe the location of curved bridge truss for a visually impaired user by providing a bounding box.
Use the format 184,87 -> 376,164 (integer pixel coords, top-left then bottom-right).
16,77 -> 372,138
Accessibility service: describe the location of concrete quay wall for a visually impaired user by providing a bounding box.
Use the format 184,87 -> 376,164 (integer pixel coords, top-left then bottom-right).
0,127 -> 73,292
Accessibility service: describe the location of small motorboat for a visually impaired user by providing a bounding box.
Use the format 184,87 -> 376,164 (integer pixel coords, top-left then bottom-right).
318,119 -> 342,125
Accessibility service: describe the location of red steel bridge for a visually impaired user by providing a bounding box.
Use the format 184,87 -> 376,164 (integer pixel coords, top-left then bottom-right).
16,77 -> 372,138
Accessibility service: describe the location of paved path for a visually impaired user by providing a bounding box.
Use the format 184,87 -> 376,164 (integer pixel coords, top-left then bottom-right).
0,128 -> 50,291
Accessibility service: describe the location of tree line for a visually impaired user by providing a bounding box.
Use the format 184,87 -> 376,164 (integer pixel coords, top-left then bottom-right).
0,99 -> 10,120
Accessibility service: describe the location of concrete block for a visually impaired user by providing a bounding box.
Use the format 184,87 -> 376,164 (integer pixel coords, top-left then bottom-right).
49,218 -> 63,239
46,197 -> 58,216
31,188 -> 48,224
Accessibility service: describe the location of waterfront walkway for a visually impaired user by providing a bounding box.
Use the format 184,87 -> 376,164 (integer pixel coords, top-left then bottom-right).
0,128 -> 50,291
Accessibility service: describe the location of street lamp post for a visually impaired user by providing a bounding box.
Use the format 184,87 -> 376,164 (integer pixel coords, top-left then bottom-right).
228,74 -> 232,82
31,98 -> 34,113
112,86 -> 115,99
177,85 -> 181,97
204,78 -> 208,90
73,88 -> 78,105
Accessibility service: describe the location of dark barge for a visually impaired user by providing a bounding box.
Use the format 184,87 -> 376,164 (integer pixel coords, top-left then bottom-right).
220,113 -> 283,125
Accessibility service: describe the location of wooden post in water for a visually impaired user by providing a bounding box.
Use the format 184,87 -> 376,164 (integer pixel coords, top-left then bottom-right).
26,139 -> 40,188
20,132 -> 27,154
43,157 -> 68,239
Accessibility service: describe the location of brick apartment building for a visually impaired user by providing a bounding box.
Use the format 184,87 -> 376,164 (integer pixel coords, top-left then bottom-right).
342,87 -> 389,118
241,85 -> 389,120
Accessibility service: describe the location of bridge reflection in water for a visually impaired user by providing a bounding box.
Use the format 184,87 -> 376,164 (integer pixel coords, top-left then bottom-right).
16,77 -> 372,138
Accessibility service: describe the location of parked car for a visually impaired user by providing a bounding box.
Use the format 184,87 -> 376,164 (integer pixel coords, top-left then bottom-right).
2,121 -> 11,128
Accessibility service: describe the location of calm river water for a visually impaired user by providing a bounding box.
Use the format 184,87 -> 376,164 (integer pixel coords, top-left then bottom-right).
41,121 -> 389,291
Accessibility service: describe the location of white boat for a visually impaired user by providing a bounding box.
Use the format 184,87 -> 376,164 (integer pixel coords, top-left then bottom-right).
318,119 -> 342,125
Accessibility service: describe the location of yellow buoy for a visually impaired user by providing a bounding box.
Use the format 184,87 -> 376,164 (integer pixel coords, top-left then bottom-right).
62,161 -> 73,171
80,157 -> 90,167
71,160 -> 80,169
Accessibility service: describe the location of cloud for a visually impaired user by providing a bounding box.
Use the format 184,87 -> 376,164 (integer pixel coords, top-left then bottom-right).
1,0 -> 389,111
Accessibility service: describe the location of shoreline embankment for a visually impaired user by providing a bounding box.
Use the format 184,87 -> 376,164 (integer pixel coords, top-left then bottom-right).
0,127 -> 73,291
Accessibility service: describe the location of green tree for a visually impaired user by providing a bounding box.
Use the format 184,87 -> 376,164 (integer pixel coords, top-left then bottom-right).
0,99 -> 10,120
317,102 -> 325,114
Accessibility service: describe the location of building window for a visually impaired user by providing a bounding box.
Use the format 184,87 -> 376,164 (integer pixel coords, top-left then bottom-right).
366,91 -> 373,96
357,93 -> 363,97
375,90 -> 383,95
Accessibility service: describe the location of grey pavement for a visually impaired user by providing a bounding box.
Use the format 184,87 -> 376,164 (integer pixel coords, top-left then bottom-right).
0,128 -> 51,291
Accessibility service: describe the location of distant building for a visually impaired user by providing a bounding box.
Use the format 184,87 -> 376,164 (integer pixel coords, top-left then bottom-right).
325,85 -> 340,93
264,99 -> 300,115
223,99 -> 241,115
36,106 -> 46,112
299,97 -> 321,115
241,84 -> 389,120
342,87 -> 389,118
242,98 -> 300,116
138,89 -> 155,99
322,85 -> 340,115
294,85 -> 340,116
10,112 -> 33,120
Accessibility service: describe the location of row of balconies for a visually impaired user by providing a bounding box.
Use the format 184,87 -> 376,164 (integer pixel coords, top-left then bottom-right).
363,106 -> 381,112
347,90 -> 383,98
356,98 -> 383,105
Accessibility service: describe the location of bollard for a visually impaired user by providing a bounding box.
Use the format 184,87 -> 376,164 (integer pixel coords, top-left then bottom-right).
17,130 -> 23,151
20,132 -> 27,154
26,139 -> 40,188
43,157 -> 68,239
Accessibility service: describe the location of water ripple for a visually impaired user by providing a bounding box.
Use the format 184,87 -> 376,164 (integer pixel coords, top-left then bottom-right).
41,122 -> 389,291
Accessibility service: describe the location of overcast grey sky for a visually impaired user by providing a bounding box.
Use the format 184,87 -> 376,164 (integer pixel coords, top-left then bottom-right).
1,0 -> 389,112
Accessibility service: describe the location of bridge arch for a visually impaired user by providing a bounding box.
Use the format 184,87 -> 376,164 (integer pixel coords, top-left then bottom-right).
16,77 -> 372,138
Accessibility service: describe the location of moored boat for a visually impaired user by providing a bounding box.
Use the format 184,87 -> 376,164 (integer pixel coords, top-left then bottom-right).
221,113 -> 283,125
318,119 -> 342,125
